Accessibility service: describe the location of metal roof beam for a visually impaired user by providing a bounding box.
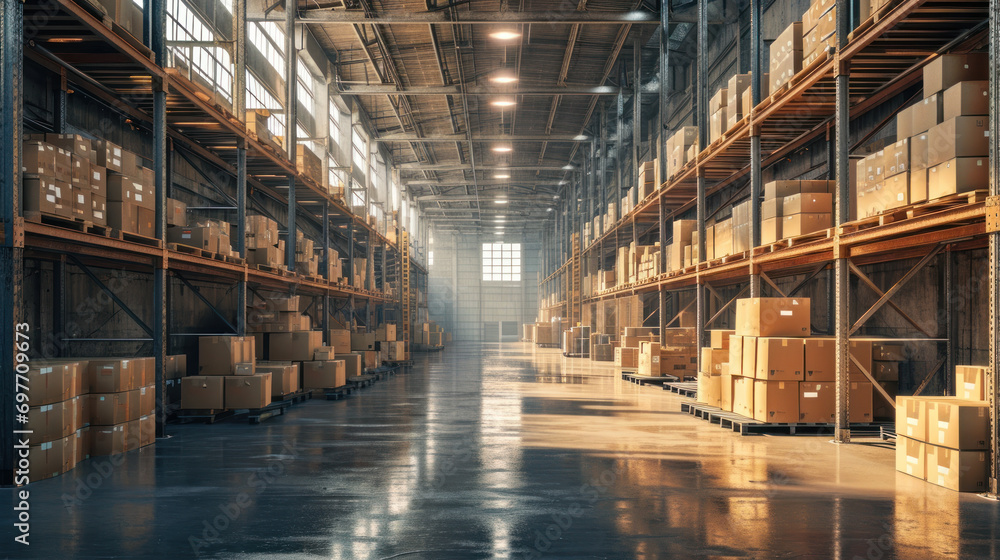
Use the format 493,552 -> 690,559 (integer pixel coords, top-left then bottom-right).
273,10 -> 661,24
335,84 -> 621,96
398,164 -> 577,171
377,133 -> 591,143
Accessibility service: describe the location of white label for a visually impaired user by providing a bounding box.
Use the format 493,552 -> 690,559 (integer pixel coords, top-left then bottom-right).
938,465 -> 950,475
93,171 -> 100,180
182,233 -> 191,239
99,396 -> 105,401
94,211 -> 104,219
906,465 -> 914,475
965,382 -> 976,390
41,405 -> 52,412
939,430 -> 946,442
42,442 -> 52,450
907,417 -> 918,426
938,420 -> 949,429
54,187 -> 62,196
804,392 -> 819,398
780,310 -> 793,316
907,456 -> 918,465
978,159 -> 984,166
77,194 -> 84,204
45,195 -> 56,203
135,193 -> 143,203
985,131 -> 990,137
897,193 -> 904,201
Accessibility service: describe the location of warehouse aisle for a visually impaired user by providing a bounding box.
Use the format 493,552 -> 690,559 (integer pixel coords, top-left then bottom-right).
10,343 -> 1000,559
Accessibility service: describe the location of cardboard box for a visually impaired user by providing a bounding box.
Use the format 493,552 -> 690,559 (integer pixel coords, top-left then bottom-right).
181,376 -> 225,410
721,373 -> 735,411
698,373 -> 722,408
107,200 -> 139,233
638,341 -> 661,376
136,206 -> 154,237
710,87 -> 728,113
615,347 -> 639,369
53,147 -> 71,183
22,141 -> 57,176
199,336 -> 255,375
755,338 -> 804,381
328,329 -> 352,352
927,157 -> 987,200
896,104 -> 914,139
302,360 -> 347,389
70,153 -> 91,188
742,336 -> 757,379
709,330 -> 735,349
873,361 -> 899,381
269,331 -> 323,361
313,346 -> 336,361
139,414 -> 155,447
782,192 -> 833,215
925,399 -> 989,450
911,94 -> 943,135
90,424 -> 126,456
769,50 -> 803,91
942,80 -> 988,121
762,217 -> 782,244
28,362 -> 80,406
924,444 -> 988,492
849,381 -> 873,423
955,365 -> 986,401
336,353 -> 363,377
762,197 -> 782,221
351,332 -> 377,351
727,74 -> 751,117
732,376 -> 755,417
89,392 -> 129,426
927,116 -> 989,168
728,334 -> 743,376
896,436 -> 925,479
896,395 -> 933,441
23,176 -> 70,218
753,379 -> 799,423
28,396 -> 81,442
255,362 -> 300,397
773,22 -> 803,60
701,348 -> 729,374
735,298 -> 811,337
884,138 -> 910,177
165,354 -> 188,380
138,385 -> 155,416
87,358 -> 135,393
375,323 -> 397,342
922,53 -> 987,96
803,338 -> 835,381
93,140 -> 123,172
224,373 -> 272,409
387,341 -> 406,361
167,198 -> 187,227
798,382 -> 835,423
781,212 -> 831,237
909,168 -> 928,204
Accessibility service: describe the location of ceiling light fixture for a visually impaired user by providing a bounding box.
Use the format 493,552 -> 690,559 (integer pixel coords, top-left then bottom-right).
489,30 -> 521,40
494,199 -> 509,204
490,71 -> 518,84
494,172 -> 511,179
491,99 -> 516,108
492,145 -> 512,153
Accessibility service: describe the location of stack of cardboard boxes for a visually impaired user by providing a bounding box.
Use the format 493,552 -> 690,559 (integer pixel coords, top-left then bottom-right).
294,231 -> 320,276
183,336 -> 268,410
247,294 -> 312,334
377,323 -> 407,361
666,127 -> 699,181
22,135 -> 184,235
860,53 -> 988,217
802,0 -> 837,66
704,297 -> 877,424
167,219 -> 233,256
668,220 -> 696,272
896,365 -> 989,491
329,328 -> 365,376
760,180 -> 835,244
590,333 -> 614,361
244,215 -> 285,269
709,87 -> 729,144
27,357 -> 165,481
296,143 -> 326,188
770,23 -> 802,92
637,160 -> 660,201
416,321 -> 447,348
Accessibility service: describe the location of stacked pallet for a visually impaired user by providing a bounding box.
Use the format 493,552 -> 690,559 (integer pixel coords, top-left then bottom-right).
760,180 -> 835,244
896,365 -> 989,491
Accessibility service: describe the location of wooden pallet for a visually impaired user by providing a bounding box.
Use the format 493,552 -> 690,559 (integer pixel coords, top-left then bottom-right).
118,230 -> 163,248
273,389 -> 311,404
319,386 -> 353,400
348,374 -> 377,389
24,211 -> 92,232
840,190 -> 988,235
247,400 -> 292,424
621,372 -> 679,386
168,242 -> 208,258
681,401 -> 889,436
255,263 -> 289,276
662,381 -> 698,398
175,409 -> 234,424
759,227 -> 833,253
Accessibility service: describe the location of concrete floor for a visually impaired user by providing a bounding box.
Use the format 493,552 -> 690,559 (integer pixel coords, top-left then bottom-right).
5,342 -> 1000,559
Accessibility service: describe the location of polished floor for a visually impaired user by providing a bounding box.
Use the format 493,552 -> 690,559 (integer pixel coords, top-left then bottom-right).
6,342 -> 1000,559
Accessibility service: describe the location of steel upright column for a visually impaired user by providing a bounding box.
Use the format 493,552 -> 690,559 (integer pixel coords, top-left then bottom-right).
150,0 -> 168,438
617,81 -> 625,202
1,0 -> 24,485
658,4 -> 670,344
234,0 -> 247,336
988,0 -> 1000,495
285,0 -> 297,272
322,201 -> 330,337
601,103 -> 609,206
633,38 -> 641,193
834,0 -> 852,443
749,0 -> 762,297
695,0 -> 708,364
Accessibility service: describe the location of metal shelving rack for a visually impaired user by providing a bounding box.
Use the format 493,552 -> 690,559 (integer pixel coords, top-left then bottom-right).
0,0 -> 428,483
537,0 -> 999,494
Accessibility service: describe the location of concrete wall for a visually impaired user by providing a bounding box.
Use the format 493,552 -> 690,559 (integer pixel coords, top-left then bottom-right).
429,233 -> 541,342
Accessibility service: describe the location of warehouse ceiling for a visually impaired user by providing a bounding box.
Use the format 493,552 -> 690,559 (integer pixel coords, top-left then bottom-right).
298,0 -> 666,234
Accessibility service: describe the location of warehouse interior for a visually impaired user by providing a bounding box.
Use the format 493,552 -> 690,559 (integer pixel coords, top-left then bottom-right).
4,0 -> 1000,556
